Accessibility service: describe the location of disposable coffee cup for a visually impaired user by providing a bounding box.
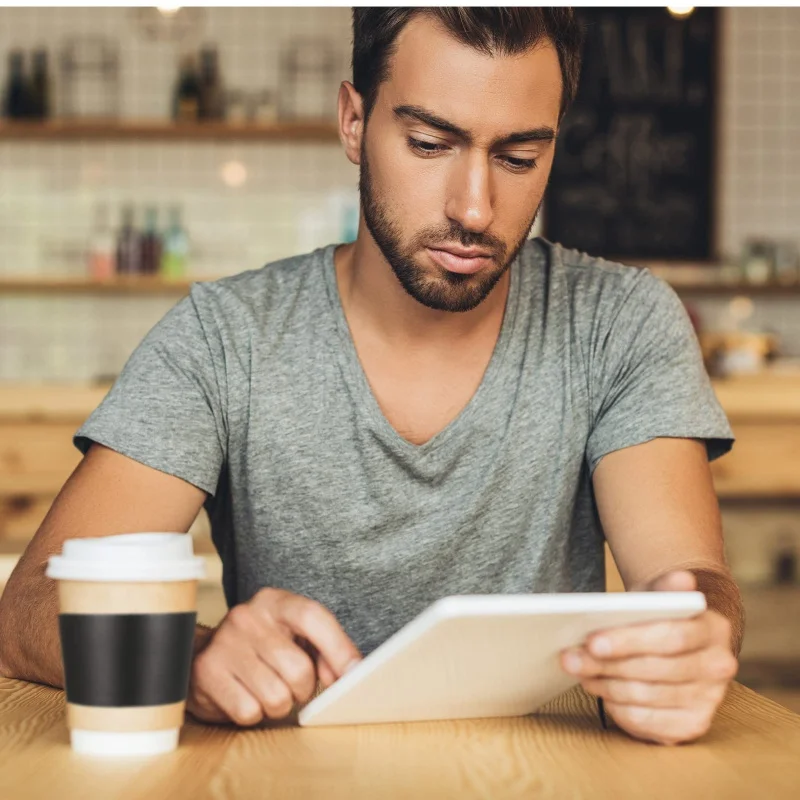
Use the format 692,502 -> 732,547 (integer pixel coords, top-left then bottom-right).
46,533 -> 205,757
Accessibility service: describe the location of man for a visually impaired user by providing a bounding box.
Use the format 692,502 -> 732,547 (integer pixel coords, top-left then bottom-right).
0,8 -> 742,746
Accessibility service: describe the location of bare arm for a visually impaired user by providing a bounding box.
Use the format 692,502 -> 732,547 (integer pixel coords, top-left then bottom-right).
593,437 -> 744,655
561,438 -> 743,744
0,443 -> 207,686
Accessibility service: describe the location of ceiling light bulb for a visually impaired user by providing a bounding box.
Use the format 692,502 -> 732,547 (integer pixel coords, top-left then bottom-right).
221,160 -> 247,188
667,6 -> 695,19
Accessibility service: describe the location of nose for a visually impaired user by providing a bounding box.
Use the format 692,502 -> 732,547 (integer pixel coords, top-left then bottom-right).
443,151 -> 495,234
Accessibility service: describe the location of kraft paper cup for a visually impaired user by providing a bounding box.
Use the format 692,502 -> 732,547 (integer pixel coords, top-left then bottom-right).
46,533 -> 205,757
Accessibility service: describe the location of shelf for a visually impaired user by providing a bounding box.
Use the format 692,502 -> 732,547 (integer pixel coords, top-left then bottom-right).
666,282 -> 800,296
2,272 -> 799,298
0,119 -> 340,142
643,262 -> 800,295
0,275 -> 202,295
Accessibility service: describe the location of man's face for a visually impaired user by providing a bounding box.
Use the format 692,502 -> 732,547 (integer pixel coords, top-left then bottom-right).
359,14 -> 562,313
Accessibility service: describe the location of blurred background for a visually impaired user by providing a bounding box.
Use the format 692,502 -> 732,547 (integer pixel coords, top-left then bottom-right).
0,7 -> 798,710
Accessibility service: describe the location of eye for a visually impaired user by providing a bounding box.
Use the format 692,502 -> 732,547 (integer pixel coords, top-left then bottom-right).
407,136 -> 448,155
501,155 -> 538,172
407,137 -> 537,172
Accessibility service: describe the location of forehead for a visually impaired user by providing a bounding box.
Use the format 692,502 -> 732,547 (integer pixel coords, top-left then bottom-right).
382,14 -> 562,132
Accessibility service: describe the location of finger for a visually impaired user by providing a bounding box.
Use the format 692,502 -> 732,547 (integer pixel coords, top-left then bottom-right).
278,595 -> 362,678
585,616 -> 712,659
185,683 -> 231,725
194,664 -> 264,727
581,677 -> 726,710
604,701 -> 713,745
252,635 -> 318,705
294,635 -> 335,692
647,570 -> 697,593
231,652 -> 295,719
317,655 -> 337,689
562,647 -> 738,683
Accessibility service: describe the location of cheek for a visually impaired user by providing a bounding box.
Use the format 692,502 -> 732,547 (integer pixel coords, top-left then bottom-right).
495,171 -> 549,227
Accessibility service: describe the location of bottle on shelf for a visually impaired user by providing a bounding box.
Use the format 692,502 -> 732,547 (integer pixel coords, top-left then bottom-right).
116,205 -> 143,275
140,206 -> 162,274
29,48 -> 51,119
774,533 -> 798,585
160,206 -> 189,278
198,44 -> 224,121
87,203 -> 116,279
2,50 -> 31,119
173,54 -> 201,122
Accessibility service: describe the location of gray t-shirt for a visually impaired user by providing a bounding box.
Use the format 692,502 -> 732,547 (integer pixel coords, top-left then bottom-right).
75,238 -> 733,656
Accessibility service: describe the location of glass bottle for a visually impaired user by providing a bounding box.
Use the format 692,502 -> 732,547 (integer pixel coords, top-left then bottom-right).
30,48 -> 51,119
160,206 -> 189,278
140,207 -> 162,274
116,205 -> 142,275
173,54 -> 200,122
198,45 -> 224,121
87,203 -> 116,279
2,50 -> 29,119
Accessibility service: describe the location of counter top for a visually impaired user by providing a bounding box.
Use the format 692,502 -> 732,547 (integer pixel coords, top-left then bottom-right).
3,374 -> 799,423
711,372 -> 800,421
0,383 -> 112,421
0,678 -> 798,798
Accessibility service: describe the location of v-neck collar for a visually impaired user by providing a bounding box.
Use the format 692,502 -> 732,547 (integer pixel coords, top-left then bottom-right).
322,242 -> 522,458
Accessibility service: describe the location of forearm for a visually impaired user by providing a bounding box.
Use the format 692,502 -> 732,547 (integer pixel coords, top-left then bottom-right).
0,574 -> 64,687
0,572 -> 216,685
689,568 -> 745,657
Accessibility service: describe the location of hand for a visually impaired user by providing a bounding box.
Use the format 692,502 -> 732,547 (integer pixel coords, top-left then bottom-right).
186,588 -> 362,726
560,571 -> 738,745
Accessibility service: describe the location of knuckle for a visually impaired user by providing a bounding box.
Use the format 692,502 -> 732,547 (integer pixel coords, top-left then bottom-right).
282,658 -> 315,692
232,698 -> 263,727
717,653 -> 738,680
226,604 -> 252,629
254,586 -> 278,606
294,599 -> 322,630
263,686 -> 294,717
716,614 -> 732,637
707,651 -> 738,681
193,650 -> 219,682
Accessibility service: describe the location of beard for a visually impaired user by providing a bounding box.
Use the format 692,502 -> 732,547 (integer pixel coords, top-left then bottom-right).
358,139 -> 540,313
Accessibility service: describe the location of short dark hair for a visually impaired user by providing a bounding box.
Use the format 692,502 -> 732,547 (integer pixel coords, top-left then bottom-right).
351,7 -> 584,126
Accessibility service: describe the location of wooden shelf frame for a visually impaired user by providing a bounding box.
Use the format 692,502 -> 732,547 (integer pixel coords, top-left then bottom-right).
0,275 -> 202,295
0,119 -> 341,142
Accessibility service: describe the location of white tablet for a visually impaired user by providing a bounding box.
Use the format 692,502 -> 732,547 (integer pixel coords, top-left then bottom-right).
298,592 -> 706,727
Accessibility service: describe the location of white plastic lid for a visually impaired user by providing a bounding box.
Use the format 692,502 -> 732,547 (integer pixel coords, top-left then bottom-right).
46,532 -> 206,582
70,728 -> 180,757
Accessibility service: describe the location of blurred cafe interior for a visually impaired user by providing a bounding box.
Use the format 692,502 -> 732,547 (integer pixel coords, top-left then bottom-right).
0,6 -> 799,712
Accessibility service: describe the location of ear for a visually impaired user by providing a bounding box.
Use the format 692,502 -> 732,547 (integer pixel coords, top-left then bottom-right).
338,81 -> 365,166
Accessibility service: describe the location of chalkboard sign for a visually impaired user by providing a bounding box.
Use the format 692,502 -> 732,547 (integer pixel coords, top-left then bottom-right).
545,8 -> 718,261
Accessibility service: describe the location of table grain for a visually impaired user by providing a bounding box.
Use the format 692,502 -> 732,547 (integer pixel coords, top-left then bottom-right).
1,678 -> 798,799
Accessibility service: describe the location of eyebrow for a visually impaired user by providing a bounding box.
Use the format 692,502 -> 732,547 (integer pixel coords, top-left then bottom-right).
393,104 -> 556,148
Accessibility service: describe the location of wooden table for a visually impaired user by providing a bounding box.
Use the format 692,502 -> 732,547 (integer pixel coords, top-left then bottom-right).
1,678 -> 798,799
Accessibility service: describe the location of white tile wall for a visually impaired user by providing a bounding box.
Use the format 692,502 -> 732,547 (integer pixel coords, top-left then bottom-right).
0,7 -> 357,382
0,7 -> 799,381
717,7 -> 800,257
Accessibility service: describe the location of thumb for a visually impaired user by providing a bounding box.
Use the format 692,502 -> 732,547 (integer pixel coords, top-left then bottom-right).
647,569 -> 697,592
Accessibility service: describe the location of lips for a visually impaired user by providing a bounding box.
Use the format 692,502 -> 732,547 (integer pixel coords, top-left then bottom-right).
426,246 -> 494,275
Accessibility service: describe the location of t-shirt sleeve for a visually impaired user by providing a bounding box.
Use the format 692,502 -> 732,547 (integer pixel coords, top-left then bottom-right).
585,269 -> 734,475
74,286 -> 227,496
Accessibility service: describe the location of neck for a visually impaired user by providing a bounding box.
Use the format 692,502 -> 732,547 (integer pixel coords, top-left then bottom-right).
334,229 -> 511,350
